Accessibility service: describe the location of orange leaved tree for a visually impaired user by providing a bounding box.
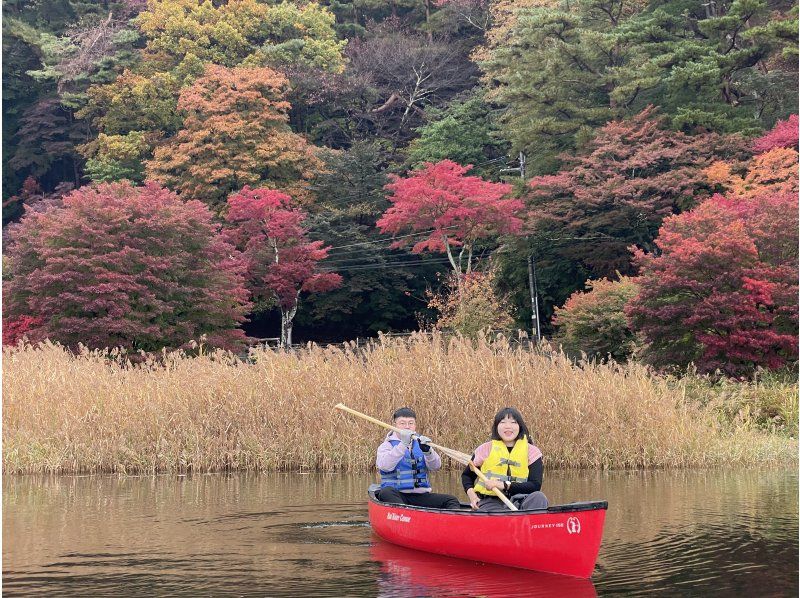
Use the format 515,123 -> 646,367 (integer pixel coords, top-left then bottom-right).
147,65 -> 320,207
704,115 -> 798,199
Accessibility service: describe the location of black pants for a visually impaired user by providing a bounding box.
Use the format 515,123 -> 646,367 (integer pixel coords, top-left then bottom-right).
377,486 -> 462,510
477,491 -> 549,512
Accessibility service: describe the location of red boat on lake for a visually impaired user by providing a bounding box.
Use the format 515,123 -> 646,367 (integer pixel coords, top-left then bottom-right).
368,486 -> 608,579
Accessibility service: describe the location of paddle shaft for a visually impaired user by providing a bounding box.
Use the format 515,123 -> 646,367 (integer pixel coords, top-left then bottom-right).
335,403 -> 470,460
334,403 -> 518,511
432,445 -> 511,509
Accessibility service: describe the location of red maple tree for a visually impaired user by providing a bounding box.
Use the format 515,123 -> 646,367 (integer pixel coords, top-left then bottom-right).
2,315 -> 46,347
626,192 -> 798,376
376,160 -> 522,276
526,107 -> 739,277
224,186 -> 342,346
752,114 -> 798,153
3,181 -> 251,351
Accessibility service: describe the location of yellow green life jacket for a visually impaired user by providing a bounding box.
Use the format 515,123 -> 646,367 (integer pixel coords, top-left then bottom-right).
475,437 -> 530,496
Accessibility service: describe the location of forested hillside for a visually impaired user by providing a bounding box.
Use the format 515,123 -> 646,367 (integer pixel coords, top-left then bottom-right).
3,0 -> 797,374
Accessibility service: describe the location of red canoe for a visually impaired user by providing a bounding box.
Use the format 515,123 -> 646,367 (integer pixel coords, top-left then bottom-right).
368,486 -> 608,578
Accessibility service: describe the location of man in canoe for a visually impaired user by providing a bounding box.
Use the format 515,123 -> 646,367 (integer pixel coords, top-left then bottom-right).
462,407 -> 549,511
376,407 -> 461,509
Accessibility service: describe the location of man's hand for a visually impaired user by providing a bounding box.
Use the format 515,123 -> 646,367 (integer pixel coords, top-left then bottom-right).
467,489 -> 480,510
398,429 -> 414,447
417,435 -> 432,453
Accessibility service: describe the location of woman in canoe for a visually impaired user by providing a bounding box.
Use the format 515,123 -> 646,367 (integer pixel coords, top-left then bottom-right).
462,407 -> 549,512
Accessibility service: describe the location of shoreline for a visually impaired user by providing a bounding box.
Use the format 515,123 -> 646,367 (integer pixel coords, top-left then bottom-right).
4,461 -> 799,478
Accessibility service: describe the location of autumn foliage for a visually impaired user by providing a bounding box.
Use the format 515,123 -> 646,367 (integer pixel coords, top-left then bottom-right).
626,192 -> 798,376
2,315 -> 46,347
377,160 -> 521,275
705,114 -> 798,199
147,65 -> 320,206
527,108 -> 738,277
224,186 -> 341,345
136,0 -> 344,74
628,116 -> 799,375
426,268 -> 515,338
3,182 -> 251,351
553,277 -> 640,362
751,114 -> 799,153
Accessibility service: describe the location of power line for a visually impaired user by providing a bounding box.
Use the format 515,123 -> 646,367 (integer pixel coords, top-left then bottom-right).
324,243 -> 498,266
324,242 -> 428,261
322,232 -> 454,261
318,245 -> 404,262
328,258 -> 451,271
321,229 -> 609,267
472,156 -> 509,168
542,234 -> 617,242
320,257 -> 453,273
324,225 -> 460,253
321,248 -> 498,273
322,230 -> 615,261
320,252 -> 409,265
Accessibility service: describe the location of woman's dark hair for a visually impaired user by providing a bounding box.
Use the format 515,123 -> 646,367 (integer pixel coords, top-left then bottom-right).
490,407 -> 530,442
392,407 -> 416,420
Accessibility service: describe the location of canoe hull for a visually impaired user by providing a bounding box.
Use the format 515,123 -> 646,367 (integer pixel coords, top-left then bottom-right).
368,492 -> 607,578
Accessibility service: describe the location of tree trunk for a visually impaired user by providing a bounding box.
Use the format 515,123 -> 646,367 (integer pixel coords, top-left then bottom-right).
443,234 -> 460,275
282,312 -> 292,347
425,0 -> 433,42
280,294 -> 300,347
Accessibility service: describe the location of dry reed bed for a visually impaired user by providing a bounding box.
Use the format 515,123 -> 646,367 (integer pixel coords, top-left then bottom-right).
3,335 -> 796,474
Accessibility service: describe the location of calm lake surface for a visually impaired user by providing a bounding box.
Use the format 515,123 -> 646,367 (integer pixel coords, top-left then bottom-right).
4,469 -> 797,596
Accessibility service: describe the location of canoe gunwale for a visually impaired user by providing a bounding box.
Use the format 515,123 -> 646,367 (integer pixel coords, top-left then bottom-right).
367,487 -> 608,516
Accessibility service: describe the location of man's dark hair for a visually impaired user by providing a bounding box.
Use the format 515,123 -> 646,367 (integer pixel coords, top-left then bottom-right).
490,407 -> 531,442
392,407 -> 416,420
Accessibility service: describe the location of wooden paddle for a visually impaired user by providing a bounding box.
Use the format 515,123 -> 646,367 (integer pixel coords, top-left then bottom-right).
334,403 -> 518,511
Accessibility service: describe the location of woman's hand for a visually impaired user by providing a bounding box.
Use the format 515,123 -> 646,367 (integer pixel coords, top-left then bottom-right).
467,489 -> 480,510
482,479 -> 505,491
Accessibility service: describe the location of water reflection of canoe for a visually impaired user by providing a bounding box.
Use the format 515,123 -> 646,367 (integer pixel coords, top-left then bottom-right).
371,540 -> 598,598
368,486 -> 607,579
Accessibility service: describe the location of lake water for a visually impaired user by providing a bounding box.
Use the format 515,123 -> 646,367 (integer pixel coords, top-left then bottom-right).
3,469 -> 797,596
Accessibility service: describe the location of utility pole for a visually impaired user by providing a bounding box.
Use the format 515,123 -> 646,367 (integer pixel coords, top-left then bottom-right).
527,251 -> 541,342
513,151 -> 539,341
501,152 -> 539,341
499,151 -> 527,180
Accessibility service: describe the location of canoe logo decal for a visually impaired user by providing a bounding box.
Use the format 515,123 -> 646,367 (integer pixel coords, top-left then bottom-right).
566,517 -> 581,534
387,512 -> 411,523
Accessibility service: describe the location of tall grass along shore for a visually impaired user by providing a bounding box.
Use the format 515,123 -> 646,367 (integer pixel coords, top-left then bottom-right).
3,335 -> 796,474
